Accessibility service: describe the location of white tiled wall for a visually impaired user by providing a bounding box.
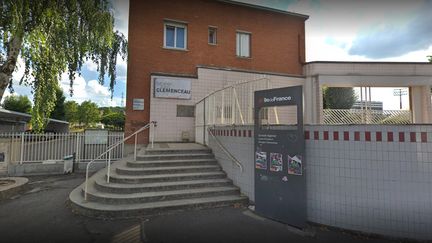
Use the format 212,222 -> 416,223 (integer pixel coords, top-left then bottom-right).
208,124 -> 432,240
150,68 -> 304,142
208,125 -> 255,200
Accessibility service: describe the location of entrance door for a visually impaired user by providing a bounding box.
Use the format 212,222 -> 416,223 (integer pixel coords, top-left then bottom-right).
254,86 -> 306,228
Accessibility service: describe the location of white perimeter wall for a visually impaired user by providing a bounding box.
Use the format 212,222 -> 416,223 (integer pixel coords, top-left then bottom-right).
150,68 -> 304,142
208,124 -> 432,240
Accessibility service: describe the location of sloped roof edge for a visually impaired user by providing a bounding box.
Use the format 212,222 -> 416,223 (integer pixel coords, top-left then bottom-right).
216,0 -> 309,20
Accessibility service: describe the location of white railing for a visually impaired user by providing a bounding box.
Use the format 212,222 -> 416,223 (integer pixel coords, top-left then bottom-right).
323,109 -> 412,124
84,121 -> 156,201
0,132 -> 124,164
195,78 -> 272,144
207,127 -> 243,172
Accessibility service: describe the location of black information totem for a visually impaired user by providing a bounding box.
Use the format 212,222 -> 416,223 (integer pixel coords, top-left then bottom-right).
254,85 -> 306,228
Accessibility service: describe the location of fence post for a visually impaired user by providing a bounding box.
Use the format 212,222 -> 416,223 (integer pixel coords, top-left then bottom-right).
75,133 -> 80,165
20,132 -> 24,164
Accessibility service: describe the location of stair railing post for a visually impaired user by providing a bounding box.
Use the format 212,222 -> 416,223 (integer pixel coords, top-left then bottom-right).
134,133 -> 138,161
151,122 -> 155,149
84,163 -> 90,201
107,150 -> 111,183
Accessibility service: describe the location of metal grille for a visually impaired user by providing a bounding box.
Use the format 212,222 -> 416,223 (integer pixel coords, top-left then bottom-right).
323,109 -> 412,125
197,78 -> 271,127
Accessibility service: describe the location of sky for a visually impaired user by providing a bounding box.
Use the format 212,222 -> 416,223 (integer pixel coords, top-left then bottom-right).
4,0 -> 432,109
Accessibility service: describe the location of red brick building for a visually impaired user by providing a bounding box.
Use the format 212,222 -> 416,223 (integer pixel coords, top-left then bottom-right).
126,0 -> 308,142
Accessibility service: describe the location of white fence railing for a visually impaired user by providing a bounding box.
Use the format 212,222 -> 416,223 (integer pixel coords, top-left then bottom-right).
0,132 -> 124,164
323,109 -> 412,125
195,78 -> 271,144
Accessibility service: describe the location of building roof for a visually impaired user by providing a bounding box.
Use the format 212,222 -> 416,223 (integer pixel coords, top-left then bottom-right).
0,108 -> 69,125
216,0 -> 309,19
306,61 -> 432,65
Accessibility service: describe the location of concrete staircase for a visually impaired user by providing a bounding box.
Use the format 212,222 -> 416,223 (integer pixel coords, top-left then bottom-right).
69,143 -> 248,218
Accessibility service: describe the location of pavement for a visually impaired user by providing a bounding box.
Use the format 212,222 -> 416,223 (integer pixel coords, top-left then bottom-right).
0,174 -> 415,243
141,207 -> 405,243
0,174 -> 138,243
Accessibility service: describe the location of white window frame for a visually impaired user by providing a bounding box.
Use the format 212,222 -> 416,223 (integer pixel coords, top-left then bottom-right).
236,31 -> 251,58
208,27 -> 217,45
164,22 -> 187,50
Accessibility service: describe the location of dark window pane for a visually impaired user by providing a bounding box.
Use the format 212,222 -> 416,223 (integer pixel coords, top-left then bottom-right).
176,27 -> 185,48
166,26 -> 175,47
209,28 -> 217,44
177,105 -> 195,117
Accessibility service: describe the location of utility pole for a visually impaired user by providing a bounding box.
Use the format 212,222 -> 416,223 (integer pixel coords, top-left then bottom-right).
393,88 -> 407,109
121,92 -> 124,108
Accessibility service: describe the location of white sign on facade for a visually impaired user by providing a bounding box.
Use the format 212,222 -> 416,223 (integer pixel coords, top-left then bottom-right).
133,98 -> 145,110
154,78 -> 192,99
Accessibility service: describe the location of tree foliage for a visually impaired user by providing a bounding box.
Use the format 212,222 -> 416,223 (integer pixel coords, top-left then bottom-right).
323,87 -> 357,109
1,94 -> 32,113
0,0 -> 127,132
78,100 -> 100,126
50,87 -> 66,120
101,111 -> 125,130
64,100 -> 79,124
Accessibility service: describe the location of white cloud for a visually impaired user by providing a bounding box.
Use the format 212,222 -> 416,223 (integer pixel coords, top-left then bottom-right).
286,0 -> 430,62
84,60 -> 99,72
60,74 -> 122,107
112,0 -> 129,37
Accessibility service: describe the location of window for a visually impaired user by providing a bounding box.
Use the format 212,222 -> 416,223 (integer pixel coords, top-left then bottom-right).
164,22 -> 187,49
236,32 -> 251,57
259,106 -> 298,130
208,27 -> 217,45
177,105 -> 195,117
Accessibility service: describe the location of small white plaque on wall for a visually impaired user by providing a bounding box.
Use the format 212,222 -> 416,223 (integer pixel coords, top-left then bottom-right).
154,78 -> 192,99
133,98 -> 145,110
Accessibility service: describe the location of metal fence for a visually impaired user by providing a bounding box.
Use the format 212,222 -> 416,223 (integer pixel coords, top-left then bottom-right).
0,132 -> 124,164
323,109 -> 412,125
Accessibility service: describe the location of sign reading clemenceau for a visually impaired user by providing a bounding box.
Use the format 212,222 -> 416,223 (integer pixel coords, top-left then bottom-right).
154,78 -> 192,99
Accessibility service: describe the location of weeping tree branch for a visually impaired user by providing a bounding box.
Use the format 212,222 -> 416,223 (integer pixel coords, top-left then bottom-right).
0,0 -> 128,132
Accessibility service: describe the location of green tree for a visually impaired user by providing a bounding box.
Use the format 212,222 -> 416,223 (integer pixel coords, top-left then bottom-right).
323,87 -> 357,109
50,87 -> 66,120
78,100 -> 100,127
0,0 -> 127,132
101,112 -> 125,130
64,101 -> 79,124
428,55 -> 431,62
2,95 -> 32,113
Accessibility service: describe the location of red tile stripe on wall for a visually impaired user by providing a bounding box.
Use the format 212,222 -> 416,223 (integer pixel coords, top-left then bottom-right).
210,129 -> 429,143
302,130 -> 428,143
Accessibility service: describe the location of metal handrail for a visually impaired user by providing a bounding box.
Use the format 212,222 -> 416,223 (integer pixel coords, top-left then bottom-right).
84,121 -> 156,201
207,127 -> 244,173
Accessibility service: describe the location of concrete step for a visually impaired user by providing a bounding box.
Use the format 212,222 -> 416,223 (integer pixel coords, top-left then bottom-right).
109,171 -> 227,184
83,186 -> 240,204
143,148 -> 212,155
70,185 -> 248,218
127,158 -> 218,168
137,153 -> 214,161
94,178 -> 234,194
116,165 -> 221,175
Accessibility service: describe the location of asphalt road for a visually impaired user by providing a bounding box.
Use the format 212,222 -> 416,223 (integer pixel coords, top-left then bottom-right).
0,174 -> 412,243
142,207 -> 404,243
0,174 -> 138,243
